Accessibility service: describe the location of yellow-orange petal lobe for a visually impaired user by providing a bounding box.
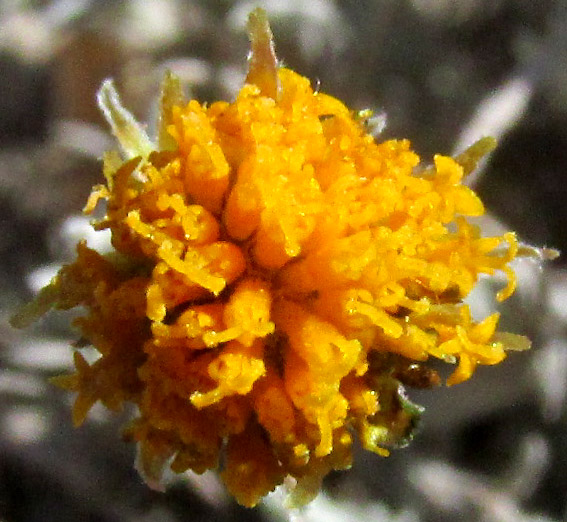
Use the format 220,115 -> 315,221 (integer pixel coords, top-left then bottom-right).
15,10 -> 533,509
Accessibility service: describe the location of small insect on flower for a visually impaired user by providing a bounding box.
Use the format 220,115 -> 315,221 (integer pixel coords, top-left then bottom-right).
11,7 -> 542,508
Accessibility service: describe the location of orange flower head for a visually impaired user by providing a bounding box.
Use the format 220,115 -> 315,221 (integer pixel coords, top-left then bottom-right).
12,8 -> 534,508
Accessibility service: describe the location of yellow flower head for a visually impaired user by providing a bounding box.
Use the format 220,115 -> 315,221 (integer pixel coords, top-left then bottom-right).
13,8 -> 534,508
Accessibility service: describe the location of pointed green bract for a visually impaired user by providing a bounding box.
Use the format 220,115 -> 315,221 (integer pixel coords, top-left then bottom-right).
97,79 -> 155,159
158,71 -> 186,151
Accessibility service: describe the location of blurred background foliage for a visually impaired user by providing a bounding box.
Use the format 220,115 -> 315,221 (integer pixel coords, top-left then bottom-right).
1,1 -> 566,521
